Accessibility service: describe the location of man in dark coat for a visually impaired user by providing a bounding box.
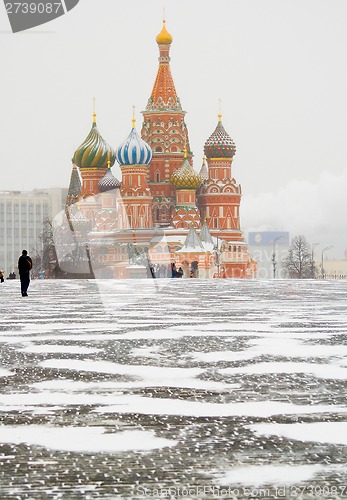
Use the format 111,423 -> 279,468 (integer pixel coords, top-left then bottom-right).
18,250 -> 32,297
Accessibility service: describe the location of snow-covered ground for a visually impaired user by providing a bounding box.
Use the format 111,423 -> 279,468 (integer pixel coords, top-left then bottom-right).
0,278 -> 346,499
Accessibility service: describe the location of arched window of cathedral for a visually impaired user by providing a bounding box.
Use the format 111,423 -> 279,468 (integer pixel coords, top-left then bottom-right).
162,206 -> 167,215
164,245 -> 170,253
155,172 -> 160,182
155,146 -> 162,152
156,245 -> 163,253
233,245 -> 237,252
238,246 -> 241,253
214,218 -> 218,229
171,146 -> 177,152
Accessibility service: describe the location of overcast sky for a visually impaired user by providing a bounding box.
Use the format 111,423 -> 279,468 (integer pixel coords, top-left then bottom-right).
1,0 -> 346,258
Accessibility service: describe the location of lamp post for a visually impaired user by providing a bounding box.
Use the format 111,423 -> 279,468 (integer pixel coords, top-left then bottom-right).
85,243 -> 95,279
215,234 -> 221,278
310,242 -> 319,279
272,235 -> 285,279
321,246 -> 333,279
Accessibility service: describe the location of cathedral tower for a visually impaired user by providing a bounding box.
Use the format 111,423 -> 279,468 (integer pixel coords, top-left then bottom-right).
141,20 -> 193,226
72,113 -> 115,199
197,114 -> 242,241
116,117 -> 153,229
171,149 -> 202,229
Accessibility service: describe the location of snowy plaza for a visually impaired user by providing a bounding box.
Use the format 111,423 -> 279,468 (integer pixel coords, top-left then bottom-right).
0,278 -> 347,499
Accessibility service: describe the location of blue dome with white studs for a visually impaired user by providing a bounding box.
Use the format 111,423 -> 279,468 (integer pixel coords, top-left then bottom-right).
116,125 -> 152,166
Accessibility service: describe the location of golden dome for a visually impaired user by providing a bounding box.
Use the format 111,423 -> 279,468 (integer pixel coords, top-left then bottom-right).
156,20 -> 173,45
171,156 -> 202,190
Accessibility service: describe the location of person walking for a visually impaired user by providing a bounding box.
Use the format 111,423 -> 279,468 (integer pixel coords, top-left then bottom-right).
18,250 -> 32,297
0,270 -> 4,283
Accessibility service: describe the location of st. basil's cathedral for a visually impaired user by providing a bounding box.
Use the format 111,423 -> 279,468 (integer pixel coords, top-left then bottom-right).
60,20 -> 257,279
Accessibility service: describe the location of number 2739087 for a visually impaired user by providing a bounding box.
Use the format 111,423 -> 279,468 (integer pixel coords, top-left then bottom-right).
5,3 -> 63,14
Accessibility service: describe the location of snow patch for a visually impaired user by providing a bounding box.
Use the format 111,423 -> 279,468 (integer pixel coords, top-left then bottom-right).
0,425 -> 177,452
19,344 -> 100,354
0,367 -> 13,377
249,422 -> 347,446
217,464 -> 324,487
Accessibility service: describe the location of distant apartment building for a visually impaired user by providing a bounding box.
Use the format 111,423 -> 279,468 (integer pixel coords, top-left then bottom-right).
0,188 -> 67,275
248,231 -> 290,279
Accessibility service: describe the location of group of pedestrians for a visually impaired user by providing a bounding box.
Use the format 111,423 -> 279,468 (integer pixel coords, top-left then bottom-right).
171,263 -> 184,278
148,262 -> 184,278
0,271 -> 17,283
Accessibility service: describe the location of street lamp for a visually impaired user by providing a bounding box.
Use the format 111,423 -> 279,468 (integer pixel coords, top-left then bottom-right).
272,235 -> 285,279
215,234 -> 221,278
310,242 -> 319,279
321,246 -> 333,279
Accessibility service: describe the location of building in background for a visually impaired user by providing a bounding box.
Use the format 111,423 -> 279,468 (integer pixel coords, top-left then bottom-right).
321,260 -> 347,280
0,188 -> 67,275
60,20 -> 256,279
248,231 -> 290,279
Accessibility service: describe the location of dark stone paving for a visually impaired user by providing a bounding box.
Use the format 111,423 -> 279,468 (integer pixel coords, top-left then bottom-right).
0,279 -> 347,499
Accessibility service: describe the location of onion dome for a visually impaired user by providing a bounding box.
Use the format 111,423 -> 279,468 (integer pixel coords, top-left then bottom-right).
156,20 -> 173,45
199,156 -> 208,181
116,117 -> 152,166
98,162 -> 121,192
171,151 -> 202,190
72,113 -> 116,169
204,114 -> 236,159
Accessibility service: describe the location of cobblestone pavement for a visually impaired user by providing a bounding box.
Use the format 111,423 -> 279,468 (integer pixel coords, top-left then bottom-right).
0,279 -> 347,499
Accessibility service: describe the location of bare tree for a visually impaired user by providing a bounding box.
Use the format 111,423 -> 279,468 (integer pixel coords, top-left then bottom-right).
41,217 -> 60,278
283,235 -> 312,279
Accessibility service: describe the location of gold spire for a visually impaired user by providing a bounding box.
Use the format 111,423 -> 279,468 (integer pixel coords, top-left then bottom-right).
132,105 -> 136,129
218,98 -> 222,122
156,19 -> 173,45
183,137 -> 188,158
92,97 -> 96,124
107,160 -> 111,169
